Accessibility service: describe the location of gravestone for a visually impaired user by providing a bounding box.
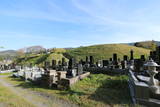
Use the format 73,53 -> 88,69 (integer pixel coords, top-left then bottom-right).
152,51 -> 157,61
103,60 -> 109,67
156,46 -> 160,64
134,59 -> 143,72
44,61 -> 50,69
113,53 -> 118,62
130,50 -> 134,60
113,53 -> 119,68
150,51 -> 153,60
52,60 -> 56,68
109,58 -> 112,61
123,55 -> 128,61
121,60 -> 127,69
68,58 -> 75,69
58,60 -> 62,66
140,55 -> 146,61
62,58 -> 66,66
80,59 -> 86,65
86,56 -> 89,64
90,56 -> 94,65
71,69 -> 77,77
77,64 -> 83,75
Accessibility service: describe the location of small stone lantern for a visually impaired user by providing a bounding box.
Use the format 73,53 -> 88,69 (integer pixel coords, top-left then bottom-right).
144,59 -> 160,94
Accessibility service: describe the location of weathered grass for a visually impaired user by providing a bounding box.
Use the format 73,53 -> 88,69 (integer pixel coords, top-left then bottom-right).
5,74 -> 137,107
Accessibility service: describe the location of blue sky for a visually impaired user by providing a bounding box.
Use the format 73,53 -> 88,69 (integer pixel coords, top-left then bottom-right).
0,0 -> 160,50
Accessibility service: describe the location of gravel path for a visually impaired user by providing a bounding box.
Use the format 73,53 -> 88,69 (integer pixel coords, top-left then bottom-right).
0,75 -> 78,107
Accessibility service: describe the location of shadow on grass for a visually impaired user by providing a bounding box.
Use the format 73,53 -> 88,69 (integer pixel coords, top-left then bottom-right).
8,75 -> 132,106
89,75 -> 132,106
9,76 -> 54,90
58,89 -> 87,96
9,76 -> 87,97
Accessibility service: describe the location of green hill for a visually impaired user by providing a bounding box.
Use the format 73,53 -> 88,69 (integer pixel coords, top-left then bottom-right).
65,44 -> 150,61
14,44 -> 150,66
15,48 -> 68,67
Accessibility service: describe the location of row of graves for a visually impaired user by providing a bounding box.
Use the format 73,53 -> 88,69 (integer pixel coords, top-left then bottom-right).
13,58 -> 90,89
82,50 -> 136,75
0,63 -> 16,73
12,49 -> 146,90
41,58 -> 90,89
128,47 -> 160,107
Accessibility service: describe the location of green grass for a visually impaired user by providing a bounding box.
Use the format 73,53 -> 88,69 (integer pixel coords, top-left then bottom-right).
15,52 -> 68,67
66,44 -> 150,61
0,83 -> 35,107
5,74 -> 134,107
0,72 -> 13,75
46,53 -> 69,64
14,44 -> 150,65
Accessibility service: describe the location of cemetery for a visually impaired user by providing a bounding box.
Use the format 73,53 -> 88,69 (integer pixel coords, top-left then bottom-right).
1,45 -> 160,107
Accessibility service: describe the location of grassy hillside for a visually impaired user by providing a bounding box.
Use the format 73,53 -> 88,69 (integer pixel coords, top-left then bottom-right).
15,44 -> 150,65
66,44 -> 150,61
15,48 -> 68,67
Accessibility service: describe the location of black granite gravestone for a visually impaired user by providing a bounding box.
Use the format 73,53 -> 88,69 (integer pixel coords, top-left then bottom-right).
44,61 -> 50,69
68,58 -> 75,69
90,56 -> 94,65
140,55 -> 146,61
130,50 -> 134,60
86,56 -> 89,64
62,58 -> 66,66
123,55 -> 128,61
134,59 -> 143,72
52,60 -> 56,67
103,60 -> 109,67
113,53 -> 117,62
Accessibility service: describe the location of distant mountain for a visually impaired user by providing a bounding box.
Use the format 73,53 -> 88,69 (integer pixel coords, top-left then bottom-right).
18,46 -> 46,53
127,40 -> 160,46
0,50 -> 18,60
0,50 -> 17,56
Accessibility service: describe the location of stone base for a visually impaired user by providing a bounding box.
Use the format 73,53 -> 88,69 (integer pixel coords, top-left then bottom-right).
57,72 -> 90,89
128,70 -> 160,107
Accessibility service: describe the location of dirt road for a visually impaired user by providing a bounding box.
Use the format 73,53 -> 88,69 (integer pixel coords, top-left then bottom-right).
0,75 -> 78,107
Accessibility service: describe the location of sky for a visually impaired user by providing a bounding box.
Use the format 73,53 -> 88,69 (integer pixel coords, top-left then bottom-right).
0,0 -> 160,50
